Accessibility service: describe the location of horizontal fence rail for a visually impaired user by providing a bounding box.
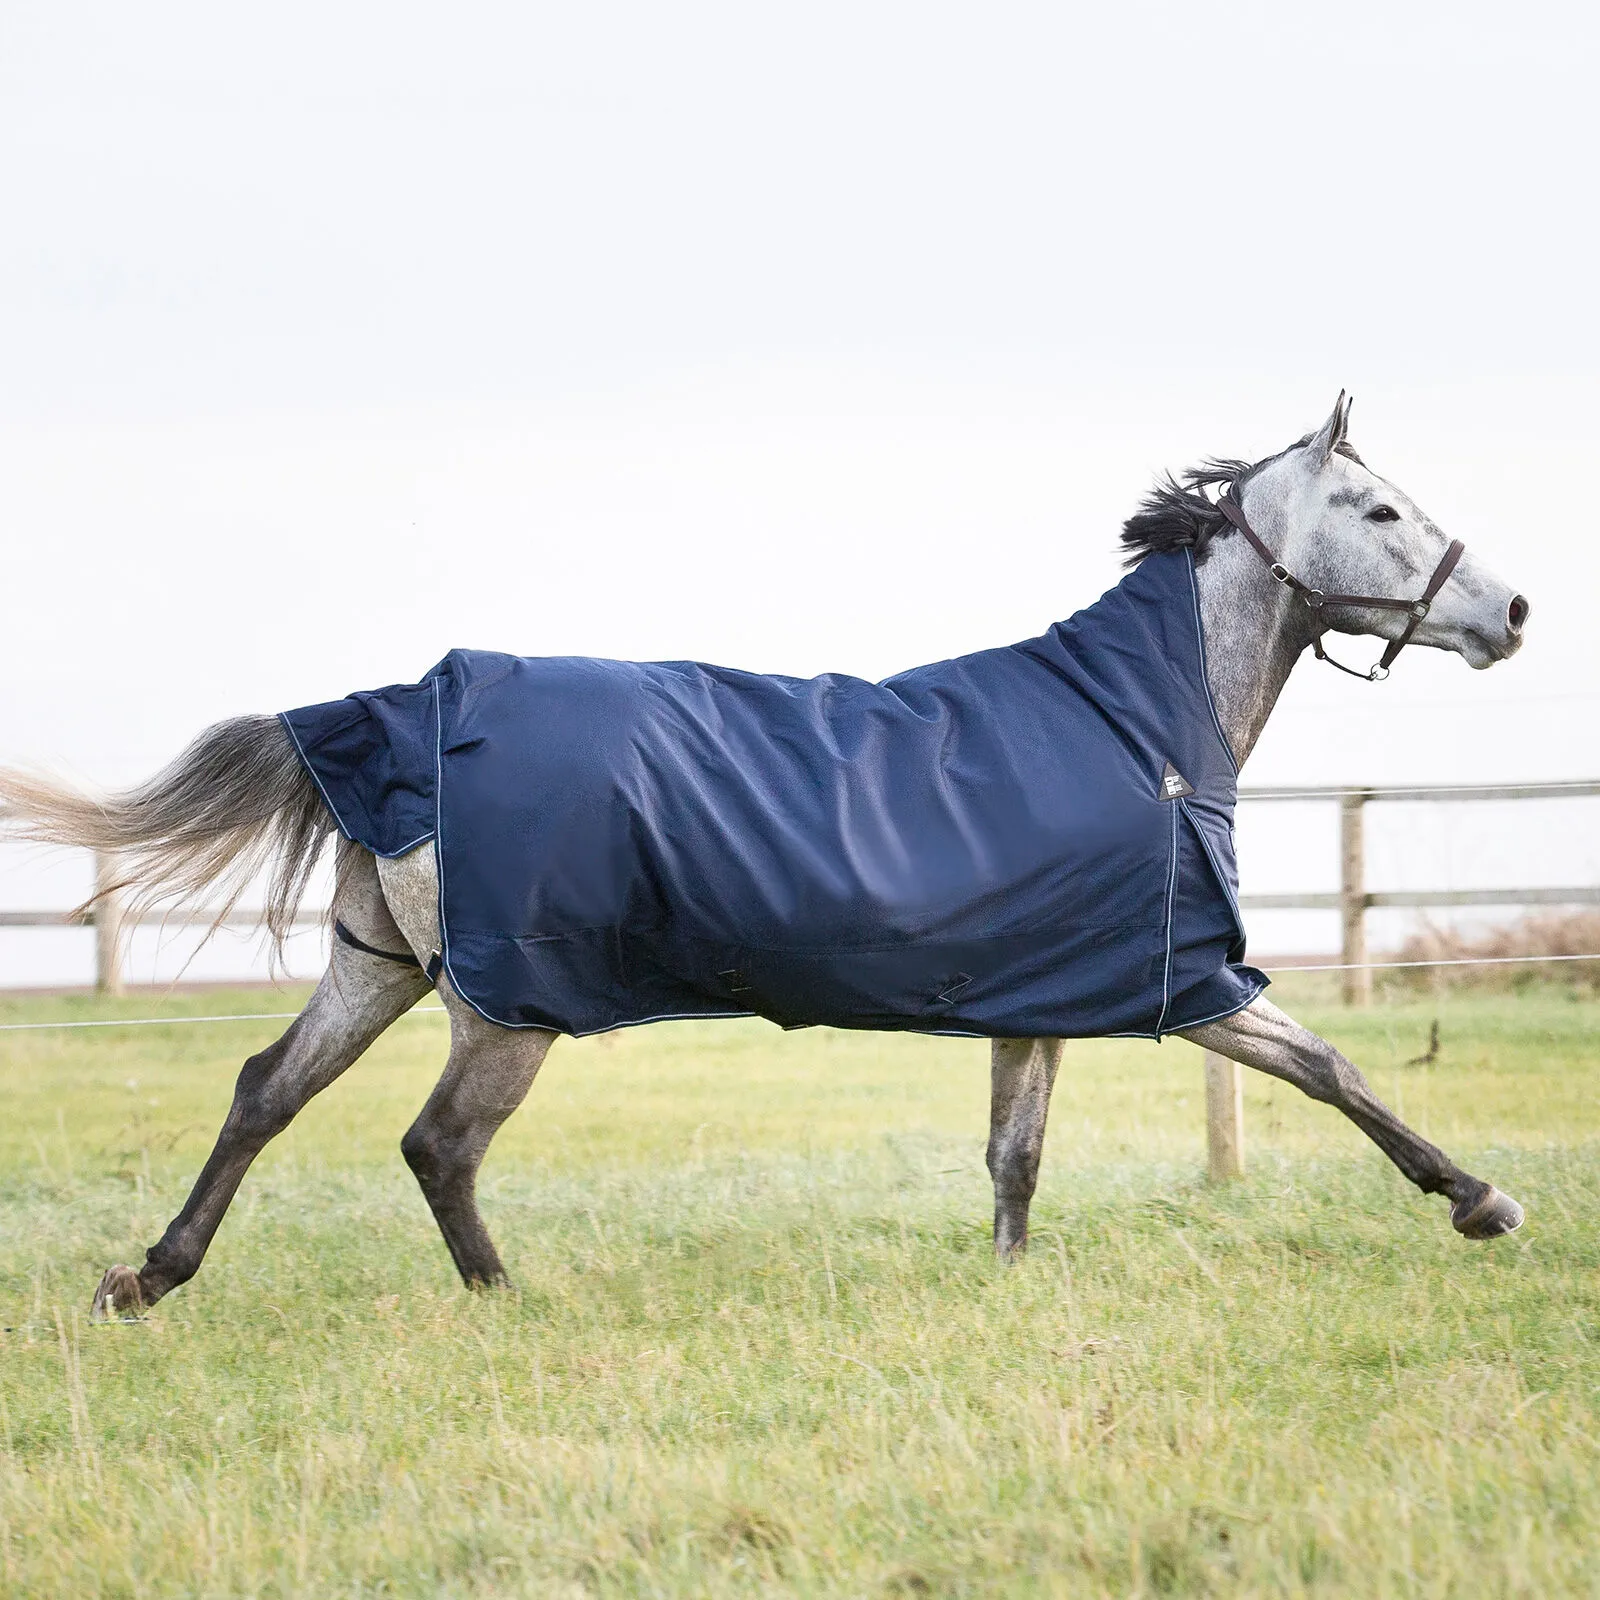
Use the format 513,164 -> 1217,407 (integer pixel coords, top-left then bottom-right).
1239,887 -> 1600,911
0,910 -> 325,929
0,782 -> 1594,1010
1237,780 -> 1600,803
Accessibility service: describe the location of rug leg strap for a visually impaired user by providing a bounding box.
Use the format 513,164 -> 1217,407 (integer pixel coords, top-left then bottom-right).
333,917 -> 423,970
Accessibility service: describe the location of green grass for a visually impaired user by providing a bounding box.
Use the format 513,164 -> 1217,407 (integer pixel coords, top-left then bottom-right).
1,978 -> 1597,1596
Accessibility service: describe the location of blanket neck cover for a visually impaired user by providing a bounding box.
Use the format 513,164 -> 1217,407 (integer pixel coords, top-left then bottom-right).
283,550 -> 1267,1039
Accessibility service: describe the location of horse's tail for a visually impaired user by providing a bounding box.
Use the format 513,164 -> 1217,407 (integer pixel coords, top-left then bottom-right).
0,715 -> 339,957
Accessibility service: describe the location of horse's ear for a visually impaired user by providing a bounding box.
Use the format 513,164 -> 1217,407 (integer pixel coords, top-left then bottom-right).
1305,391 -> 1353,467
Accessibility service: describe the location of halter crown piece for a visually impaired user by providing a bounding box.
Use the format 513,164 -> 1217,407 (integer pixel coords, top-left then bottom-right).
1216,488 -> 1465,682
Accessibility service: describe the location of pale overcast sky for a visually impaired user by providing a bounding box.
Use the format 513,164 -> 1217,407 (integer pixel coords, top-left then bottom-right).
1,1 -> 1595,981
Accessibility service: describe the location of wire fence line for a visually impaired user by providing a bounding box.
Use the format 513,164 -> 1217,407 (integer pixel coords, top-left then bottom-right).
1267,952 -> 1600,974
7,789 -> 1591,1198
1,952 -> 1597,1033
0,1005 -> 447,1034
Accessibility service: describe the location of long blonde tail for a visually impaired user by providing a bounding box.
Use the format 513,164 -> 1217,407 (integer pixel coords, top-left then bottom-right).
0,715 -> 336,955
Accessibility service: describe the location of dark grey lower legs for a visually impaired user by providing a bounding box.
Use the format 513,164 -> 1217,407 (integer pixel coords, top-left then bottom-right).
981,997 -> 1522,1259
1182,997 -> 1523,1237
91,881 -> 430,1318
987,1037 -> 1062,1257
400,1014 -> 554,1286
373,845 -> 556,1289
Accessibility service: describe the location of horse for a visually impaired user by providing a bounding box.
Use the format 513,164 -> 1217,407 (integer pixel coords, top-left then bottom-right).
0,395 -> 1532,1321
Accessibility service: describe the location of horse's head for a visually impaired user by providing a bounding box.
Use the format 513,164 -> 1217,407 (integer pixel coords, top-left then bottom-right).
1239,395 -> 1529,671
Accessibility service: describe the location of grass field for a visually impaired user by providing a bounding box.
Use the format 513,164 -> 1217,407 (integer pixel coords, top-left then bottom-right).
1,977 -> 1597,1596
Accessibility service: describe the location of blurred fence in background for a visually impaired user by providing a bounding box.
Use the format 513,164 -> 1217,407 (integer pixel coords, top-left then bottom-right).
1234,779 -> 1600,1005
3,780 -> 1596,1190
1,779 -> 1596,1000
0,889 -> 321,997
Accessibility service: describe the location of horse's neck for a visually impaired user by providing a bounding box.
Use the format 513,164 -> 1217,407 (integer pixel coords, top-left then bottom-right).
1191,535 -> 1317,768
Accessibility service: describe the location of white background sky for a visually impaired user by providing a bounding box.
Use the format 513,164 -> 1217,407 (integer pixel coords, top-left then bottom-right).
1,1 -> 1596,984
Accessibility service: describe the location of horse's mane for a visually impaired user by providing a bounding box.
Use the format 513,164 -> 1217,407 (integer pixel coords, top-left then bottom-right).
1119,438 -> 1365,568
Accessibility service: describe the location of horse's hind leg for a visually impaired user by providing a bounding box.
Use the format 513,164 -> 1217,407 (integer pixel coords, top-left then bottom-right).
1182,997 -> 1523,1238
373,844 -> 554,1287
398,1009 -> 554,1286
90,851 -> 430,1319
988,1037 -> 1063,1257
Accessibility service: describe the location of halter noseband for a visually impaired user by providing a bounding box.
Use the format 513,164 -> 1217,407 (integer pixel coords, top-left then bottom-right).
1216,488 -> 1465,683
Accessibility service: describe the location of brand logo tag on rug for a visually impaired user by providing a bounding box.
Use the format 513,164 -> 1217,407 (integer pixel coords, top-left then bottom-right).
1158,762 -> 1195,800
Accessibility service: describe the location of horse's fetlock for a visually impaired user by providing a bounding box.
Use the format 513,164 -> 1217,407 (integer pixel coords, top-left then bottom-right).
399,1128 -> 434,1175
401,1126 -> 461,1188
993,1175 -> 1039,1206
987,1138 -> 1042,1193
141,1239 -> 197,1296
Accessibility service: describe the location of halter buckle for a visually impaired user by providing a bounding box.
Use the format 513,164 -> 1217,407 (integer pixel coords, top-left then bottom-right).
1410,600 -> 1430,619
1270,563 -> 1290,583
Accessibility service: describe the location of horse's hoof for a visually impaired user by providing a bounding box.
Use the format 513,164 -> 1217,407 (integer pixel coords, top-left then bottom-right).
91,1264 -> 145,1321
1451,1186 -> 1525,1240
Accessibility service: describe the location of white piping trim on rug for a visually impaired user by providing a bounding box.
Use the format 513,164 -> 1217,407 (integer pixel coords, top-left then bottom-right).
279,711 -> 435,860
1153,800 -> 1180,1038
278,712 -> 353,841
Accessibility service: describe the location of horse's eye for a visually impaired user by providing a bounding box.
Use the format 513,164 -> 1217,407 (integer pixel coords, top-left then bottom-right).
1366,505 -> 1400,523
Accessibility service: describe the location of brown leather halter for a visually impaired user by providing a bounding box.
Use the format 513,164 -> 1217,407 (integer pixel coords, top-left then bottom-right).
1216,487 -> 1465,683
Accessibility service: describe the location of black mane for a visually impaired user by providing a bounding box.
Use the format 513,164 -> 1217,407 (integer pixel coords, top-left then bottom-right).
1118,458 -> 1252,568
1119,437 -> 1366,568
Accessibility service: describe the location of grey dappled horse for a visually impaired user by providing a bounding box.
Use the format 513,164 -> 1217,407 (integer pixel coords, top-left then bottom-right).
0,397 -> 1531,1320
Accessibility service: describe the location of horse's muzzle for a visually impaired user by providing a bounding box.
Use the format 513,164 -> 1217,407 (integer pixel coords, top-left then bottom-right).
1467,592 -> 1529,666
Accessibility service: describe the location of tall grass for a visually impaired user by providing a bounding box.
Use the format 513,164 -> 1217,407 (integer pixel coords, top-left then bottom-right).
0,979 -> 1596,1595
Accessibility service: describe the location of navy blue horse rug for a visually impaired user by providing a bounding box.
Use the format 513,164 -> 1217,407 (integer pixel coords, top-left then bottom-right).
282,549 -> 1267,1040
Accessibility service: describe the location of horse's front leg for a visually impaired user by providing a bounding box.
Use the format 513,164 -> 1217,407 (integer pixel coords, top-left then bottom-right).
1181,997 -> 1523,1238
987,1038 -> 1063,1257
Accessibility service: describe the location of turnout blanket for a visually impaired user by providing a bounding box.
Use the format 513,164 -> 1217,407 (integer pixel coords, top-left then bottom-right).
282,550 -> 1266,1039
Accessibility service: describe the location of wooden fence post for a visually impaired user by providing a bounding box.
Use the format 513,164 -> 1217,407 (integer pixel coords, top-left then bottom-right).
1203,1051 -> 1245,1180
1339,792 -> 1371,1007
93,849 -> 124,996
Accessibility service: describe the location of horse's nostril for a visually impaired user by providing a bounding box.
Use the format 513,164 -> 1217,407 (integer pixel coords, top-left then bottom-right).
1507,595 -> 1529,633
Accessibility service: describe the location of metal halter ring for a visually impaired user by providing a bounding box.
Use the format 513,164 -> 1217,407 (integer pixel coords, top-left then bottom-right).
1368,664 -> 1390,682
1303,589 -> 1326,609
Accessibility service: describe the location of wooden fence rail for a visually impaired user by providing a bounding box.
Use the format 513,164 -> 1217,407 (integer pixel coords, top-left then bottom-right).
0,901 -> 325,1000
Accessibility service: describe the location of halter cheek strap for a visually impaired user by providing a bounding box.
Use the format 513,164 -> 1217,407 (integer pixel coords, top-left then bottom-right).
1215,491 -> 1465,683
